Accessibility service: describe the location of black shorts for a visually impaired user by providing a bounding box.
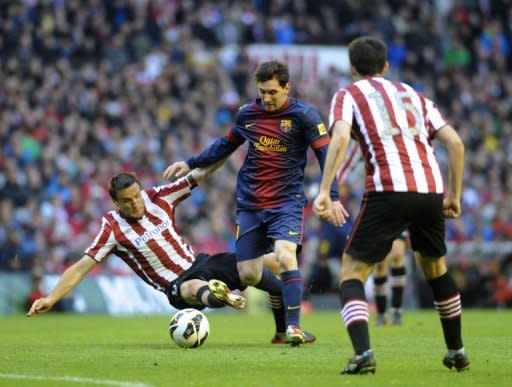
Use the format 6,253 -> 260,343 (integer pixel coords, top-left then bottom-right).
165,252 -> 245,310
345,192 -> 446,264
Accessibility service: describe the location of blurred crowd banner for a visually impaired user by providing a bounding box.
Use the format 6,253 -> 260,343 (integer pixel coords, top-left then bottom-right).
447,241 -> 512,258
2,243 -> 511,315
0,272 -> 173,315
246,44 -> 349,82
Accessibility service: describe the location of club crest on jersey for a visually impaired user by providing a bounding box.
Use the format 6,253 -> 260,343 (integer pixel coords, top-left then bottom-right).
280,119 -> 292,133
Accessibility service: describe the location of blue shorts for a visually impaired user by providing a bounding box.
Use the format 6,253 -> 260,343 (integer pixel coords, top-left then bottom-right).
236,205 -> 304,261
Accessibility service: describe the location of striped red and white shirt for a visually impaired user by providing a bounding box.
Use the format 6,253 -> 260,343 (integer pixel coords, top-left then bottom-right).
329,77 -> 446,194
85,177 -> 196,292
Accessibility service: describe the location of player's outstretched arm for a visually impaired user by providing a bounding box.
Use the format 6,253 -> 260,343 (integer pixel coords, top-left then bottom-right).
26,255 -> 97,317
188,156 -> 230,185
163,161 -> 191,180
164,135 -> 241,181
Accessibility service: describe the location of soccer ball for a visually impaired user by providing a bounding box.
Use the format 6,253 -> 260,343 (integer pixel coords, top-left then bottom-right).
169,308 -> 209,348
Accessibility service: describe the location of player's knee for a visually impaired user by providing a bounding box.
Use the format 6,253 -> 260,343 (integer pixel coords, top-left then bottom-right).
416,254 -> 447,280
239,272 -> 259,286
339,254 -> 372,283
238,266 -> 260,286
179,281 -> 194,300
389,240 -> 406,262
274,241 -> 297,271
275,249 -> 297,271
374,261 -> 387,277
390,254 -> 404,267
277,255 -> 297,271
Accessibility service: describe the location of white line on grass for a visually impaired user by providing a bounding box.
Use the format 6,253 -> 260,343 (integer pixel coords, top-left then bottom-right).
0,373 -> 154,387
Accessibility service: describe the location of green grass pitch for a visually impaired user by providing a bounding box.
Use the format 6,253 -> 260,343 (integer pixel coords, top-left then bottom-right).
1,309 -> 511,386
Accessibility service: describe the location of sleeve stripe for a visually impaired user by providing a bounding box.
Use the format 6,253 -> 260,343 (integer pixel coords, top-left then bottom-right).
311,136 -> 330,149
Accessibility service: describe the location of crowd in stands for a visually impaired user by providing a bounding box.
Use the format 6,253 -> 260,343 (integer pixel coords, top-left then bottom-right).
1,0 -> 511,307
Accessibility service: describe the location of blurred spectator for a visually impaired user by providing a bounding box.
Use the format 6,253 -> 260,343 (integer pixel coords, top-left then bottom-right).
494,254 -> 512,307
25,266 -> 45,311
0,229 -> 21,271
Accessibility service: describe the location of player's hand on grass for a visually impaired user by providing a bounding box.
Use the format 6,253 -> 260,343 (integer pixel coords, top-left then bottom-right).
26,297 -> 53,317
162,161 -> 190,180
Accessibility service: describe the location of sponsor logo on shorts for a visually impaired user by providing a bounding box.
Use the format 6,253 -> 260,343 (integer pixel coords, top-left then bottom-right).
288,230 -> 300,236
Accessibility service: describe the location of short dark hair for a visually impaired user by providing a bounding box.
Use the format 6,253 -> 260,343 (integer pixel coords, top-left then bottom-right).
254,60 -> 290,87
108,172 -> 140,200
348,36 -> 387,76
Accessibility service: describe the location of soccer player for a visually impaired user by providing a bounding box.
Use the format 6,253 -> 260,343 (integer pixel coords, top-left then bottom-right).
338,143 -> 408,326
26,169 -> 313,344
314,36 -> 469,374
163,60 -> 345,345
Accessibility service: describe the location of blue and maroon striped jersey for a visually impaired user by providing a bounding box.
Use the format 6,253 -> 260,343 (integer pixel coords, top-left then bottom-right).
186,97 -> 339,210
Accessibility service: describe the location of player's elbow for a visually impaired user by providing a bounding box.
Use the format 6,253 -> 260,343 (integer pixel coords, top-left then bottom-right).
437,125 -> 464,155
448,136 -> 464,158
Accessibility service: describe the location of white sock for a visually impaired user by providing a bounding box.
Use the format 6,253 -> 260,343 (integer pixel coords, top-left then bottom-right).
448,347 -> 465,356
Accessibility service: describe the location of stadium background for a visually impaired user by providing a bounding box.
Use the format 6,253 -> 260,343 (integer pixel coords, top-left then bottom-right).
1,0 -> 511,314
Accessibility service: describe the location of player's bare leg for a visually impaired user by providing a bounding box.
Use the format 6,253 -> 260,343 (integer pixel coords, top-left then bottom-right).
373,239 -> 407,326
238,255 -> 289,342
389,239 -> 406,325
373,258 -> 389,326
180,279 -> 246,309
